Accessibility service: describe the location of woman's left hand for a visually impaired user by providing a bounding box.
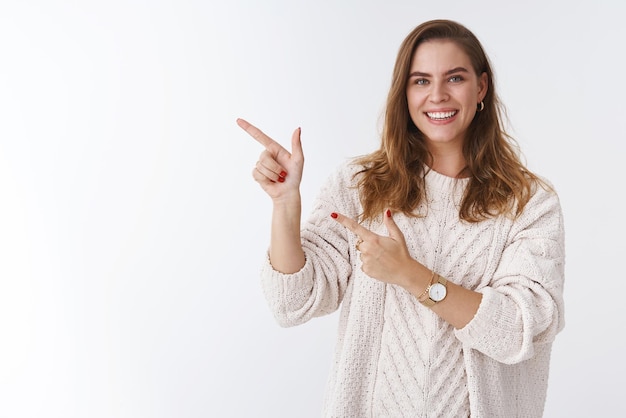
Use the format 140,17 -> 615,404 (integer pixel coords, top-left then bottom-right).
331,210 -> 420,287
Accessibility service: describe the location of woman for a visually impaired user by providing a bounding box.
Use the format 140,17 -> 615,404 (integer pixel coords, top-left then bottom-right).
237,19 -> 564,418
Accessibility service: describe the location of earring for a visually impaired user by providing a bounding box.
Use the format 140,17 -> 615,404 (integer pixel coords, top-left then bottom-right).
477,101 -> 484,112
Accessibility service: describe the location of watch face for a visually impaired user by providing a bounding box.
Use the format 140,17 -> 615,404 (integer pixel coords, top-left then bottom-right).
429,283 -> 447,302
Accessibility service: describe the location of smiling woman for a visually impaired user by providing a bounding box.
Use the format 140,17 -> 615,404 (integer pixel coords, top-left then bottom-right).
3,0 -> 626,416
239,19 -> 565,418
406,40 -> 488,162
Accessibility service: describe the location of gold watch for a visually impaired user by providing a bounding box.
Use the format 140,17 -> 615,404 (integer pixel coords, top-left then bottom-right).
419,274 -> 448,307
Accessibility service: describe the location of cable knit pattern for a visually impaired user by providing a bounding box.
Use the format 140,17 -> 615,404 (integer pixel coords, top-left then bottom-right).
260,159 -> 565,418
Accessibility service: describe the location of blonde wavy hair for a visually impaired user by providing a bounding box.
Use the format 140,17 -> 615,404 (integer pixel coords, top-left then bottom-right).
355,19 -> 543,223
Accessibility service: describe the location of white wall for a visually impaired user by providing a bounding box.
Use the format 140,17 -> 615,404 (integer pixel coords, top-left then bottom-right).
0,0 -> 624,417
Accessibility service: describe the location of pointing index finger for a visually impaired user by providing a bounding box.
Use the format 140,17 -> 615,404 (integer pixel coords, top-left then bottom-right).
236,118 -> 282,150
331,212 -> 376,240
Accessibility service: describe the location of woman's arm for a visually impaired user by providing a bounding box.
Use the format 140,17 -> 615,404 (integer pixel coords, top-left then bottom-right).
237,118 -> 305,273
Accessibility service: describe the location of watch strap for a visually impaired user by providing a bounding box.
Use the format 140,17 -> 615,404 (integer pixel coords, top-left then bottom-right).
419,274 -> 447,307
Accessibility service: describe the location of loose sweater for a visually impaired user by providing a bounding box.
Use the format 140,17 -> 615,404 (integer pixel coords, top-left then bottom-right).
261,160 -> 565,418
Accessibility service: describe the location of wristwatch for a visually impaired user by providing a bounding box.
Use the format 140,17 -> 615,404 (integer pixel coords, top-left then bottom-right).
419,274 -> 448,307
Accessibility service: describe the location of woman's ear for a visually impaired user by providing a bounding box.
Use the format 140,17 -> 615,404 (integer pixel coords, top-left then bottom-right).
478,72 -> 488,102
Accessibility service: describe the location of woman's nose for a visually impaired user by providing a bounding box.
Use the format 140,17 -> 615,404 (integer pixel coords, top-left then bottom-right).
429,82 -> 449,103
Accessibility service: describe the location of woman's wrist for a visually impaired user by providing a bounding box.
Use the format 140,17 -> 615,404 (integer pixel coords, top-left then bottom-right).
402,260 -> 433,299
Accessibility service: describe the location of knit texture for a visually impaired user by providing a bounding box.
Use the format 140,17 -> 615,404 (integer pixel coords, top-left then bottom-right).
261,159 -> 565,418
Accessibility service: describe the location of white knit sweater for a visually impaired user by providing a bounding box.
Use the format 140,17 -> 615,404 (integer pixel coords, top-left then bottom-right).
261,160 -> 565,418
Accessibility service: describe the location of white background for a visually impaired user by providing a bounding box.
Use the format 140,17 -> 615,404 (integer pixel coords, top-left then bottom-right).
0,0 -> 624,417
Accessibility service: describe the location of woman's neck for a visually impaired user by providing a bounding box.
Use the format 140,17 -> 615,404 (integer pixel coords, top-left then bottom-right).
428,147 -> 468,178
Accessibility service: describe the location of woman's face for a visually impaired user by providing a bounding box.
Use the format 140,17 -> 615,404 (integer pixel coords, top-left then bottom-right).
406,39 -> 487,149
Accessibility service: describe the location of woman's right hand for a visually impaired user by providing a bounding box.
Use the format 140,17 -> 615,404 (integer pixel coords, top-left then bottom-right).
236,118 -> 304,203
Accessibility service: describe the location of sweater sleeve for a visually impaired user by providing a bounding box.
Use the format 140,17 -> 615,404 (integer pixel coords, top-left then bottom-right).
455,182 -> 566,364
260,161 -> 360,327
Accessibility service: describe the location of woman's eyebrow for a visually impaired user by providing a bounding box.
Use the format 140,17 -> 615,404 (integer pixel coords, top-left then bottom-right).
408,67 -> 470,78
445,67 -> 470,75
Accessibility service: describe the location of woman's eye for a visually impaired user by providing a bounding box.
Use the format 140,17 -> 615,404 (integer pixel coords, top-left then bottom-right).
415,79 -> 428,85
449,76 -> 463,82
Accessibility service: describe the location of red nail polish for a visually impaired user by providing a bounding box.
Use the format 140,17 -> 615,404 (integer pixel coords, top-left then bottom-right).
330,212 -> 338,219
280,171 -> 287,178
386,209 -> 391,217
277,177 -> 285,183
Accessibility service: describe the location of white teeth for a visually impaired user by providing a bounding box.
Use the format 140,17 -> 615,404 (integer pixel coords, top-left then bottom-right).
427,111 -> 457,120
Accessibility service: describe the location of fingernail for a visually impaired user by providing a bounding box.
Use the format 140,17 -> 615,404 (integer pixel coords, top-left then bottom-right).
277,177 -> 285,183
280,171 -> 287,178
330,212 -> 338,219
386,209 -> 392,217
